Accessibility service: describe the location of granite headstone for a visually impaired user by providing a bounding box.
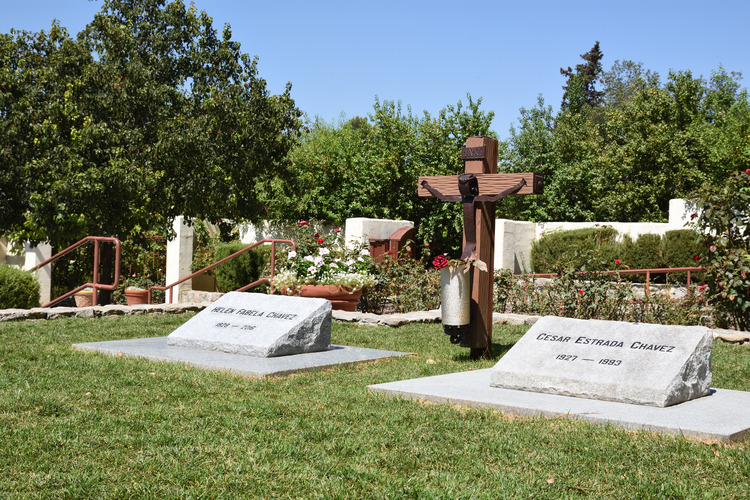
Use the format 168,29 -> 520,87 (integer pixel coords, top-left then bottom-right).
167,292 -> 331,357
490,316 -> 713,407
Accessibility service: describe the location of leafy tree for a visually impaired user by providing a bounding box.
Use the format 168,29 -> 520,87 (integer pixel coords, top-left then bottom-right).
1,0 -> 301,249
560,41 -> 605,112
269,95 -> 495,255
600,60 -> 660,109
502,48 -> 750,224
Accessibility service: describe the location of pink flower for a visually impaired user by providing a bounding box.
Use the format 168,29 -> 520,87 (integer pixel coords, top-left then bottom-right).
299,220 -> 307,227
558,306 -> 564,310
424,243 -> 430,247
432,255 -> 449,270
614,259 -> 621,265
334,228 -> 341,233
578,289 -> 584,294
745,169 -> 750,174
699,285 -> 707,291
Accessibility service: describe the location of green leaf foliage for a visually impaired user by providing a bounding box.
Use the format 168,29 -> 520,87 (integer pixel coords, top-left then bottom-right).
693,169 -> 750,330
0,264 -> 40,308
500,46 -> 750,224
212,242 -> 271,293
1,0 -> 302,250
269,95 -> 495,256
531,227 -> 619,273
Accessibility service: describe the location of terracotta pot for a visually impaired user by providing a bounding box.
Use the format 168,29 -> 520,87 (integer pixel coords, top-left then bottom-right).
124,289 -> 149,306
73,291 -> 94,307
296,285 -> 363,312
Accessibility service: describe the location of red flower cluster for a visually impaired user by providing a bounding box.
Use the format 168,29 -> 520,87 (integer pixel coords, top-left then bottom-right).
432,255 -> 449,270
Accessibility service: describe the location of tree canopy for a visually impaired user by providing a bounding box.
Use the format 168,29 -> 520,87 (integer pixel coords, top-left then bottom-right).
500,44 -> 750,223
267,95 -> 495,255
0,0 -> 302,248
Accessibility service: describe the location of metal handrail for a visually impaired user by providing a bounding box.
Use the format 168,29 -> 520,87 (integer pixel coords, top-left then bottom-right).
150,238 -> 296,304
31,236 -> 122,308
512,266 -> 705,297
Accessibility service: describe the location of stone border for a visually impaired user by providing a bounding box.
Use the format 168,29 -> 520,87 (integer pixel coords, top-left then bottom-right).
1,304 -> 746,345
0,303 -> 205,322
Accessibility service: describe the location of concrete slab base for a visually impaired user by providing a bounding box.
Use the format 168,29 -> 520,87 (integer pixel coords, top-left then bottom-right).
368,369 -> 750,443
73,337 -> 410,378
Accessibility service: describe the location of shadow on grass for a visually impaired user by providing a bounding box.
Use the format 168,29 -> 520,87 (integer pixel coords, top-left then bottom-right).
450,342 -> 514,363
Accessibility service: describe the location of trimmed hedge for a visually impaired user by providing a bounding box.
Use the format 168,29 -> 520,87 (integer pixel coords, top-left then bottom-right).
531,228 -> 704,283
531,227 -> 620,273
213,243 -> 272,293
0,265 -> 40,309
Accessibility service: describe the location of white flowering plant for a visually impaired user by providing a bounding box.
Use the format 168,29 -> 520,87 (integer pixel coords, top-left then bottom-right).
271,221 -> 377,292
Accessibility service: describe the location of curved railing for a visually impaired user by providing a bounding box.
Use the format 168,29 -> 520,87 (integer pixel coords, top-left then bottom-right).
150,238 -> 296,304
31,236 -> 122,308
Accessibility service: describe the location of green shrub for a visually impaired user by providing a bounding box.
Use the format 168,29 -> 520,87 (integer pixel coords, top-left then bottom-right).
0,265 -> 40,309
625,233 -> 666,271
361,253 -> 440,314
531,227 -> 620,273
663,230 -> 701,267
694,169 -> 750,331
663,229 -> 704,284
213,243 -> 272,293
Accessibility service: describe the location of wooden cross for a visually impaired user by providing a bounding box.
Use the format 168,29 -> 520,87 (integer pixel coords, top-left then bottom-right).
418,136 -> 543,359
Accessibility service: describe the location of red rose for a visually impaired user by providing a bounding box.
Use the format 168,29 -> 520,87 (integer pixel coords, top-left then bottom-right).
317,238 -> 324,244
299,221 -> 307,227
432,255 -> 449,270
693,255 -> 700,261
614,259 -> 621,265
745,169 -> 750,174
314,233 -> 320,238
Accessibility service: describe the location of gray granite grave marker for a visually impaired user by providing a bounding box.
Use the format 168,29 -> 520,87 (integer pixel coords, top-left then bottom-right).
490,316 -> 713,407
167,292 -> 331,357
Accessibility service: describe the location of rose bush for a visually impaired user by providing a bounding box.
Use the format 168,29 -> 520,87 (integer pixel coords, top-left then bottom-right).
271,222 -> 377,292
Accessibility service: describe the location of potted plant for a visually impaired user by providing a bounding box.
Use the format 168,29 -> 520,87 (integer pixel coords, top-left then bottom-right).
271,221 -> 377,311
115,276 -> 161,305
123,286 -> 149,306
73,287 -> 94,307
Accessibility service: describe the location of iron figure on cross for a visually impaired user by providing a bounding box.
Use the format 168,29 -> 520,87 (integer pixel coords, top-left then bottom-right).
418,136 -> 542,359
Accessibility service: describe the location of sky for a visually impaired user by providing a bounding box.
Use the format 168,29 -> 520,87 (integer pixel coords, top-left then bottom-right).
2,0 -> 749,138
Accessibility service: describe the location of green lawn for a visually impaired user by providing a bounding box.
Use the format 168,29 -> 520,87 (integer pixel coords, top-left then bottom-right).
0,314 -> 748,498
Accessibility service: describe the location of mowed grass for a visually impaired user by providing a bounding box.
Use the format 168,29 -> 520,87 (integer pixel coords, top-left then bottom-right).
0,314 -> 748,498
